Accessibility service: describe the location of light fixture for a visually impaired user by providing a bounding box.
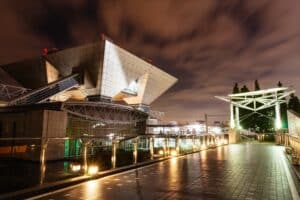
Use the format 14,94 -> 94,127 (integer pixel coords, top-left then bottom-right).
87,165 -> 99,175
158,150 -> 164,155
170,150 -> 177,157
70,164 -> 81,172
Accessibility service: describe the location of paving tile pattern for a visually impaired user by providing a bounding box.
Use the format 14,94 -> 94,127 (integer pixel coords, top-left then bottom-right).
37,143 -> 293,200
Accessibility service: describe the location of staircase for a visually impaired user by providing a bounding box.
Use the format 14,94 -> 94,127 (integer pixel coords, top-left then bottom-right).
8,74 -> 80,106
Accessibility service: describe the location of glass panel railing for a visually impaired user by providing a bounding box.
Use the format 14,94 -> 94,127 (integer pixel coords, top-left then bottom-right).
0,133 -> 229,195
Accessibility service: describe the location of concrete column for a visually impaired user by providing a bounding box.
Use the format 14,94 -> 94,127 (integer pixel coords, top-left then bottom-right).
230,103 -> 235,128
275,101 -> 281,130
235,106 -> 240,129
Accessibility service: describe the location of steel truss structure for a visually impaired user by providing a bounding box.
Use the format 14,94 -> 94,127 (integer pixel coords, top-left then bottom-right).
216,87 -> 295,130
149,110 -> 165,120
0,84 -> 29,101
62,101 -> 148,125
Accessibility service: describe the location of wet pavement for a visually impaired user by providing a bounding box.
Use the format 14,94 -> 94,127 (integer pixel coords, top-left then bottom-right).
31,143 -> 296,200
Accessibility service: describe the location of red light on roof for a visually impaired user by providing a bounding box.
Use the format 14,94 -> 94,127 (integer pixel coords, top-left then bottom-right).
42,48 -> 48,55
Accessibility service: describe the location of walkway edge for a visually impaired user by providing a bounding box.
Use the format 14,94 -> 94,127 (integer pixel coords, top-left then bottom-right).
284,153 -> 300,200
0,157 -> 165,200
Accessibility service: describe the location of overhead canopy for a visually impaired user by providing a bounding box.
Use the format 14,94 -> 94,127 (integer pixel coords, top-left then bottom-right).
216,87 -> 295,112
216,87 -> 295,130
228,87 -> 288,97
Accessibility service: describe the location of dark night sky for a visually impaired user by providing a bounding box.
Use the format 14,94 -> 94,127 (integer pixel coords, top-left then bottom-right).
0,0 -> 300,122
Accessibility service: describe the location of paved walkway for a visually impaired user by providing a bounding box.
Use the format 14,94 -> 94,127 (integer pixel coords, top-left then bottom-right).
31,144 -> 297,200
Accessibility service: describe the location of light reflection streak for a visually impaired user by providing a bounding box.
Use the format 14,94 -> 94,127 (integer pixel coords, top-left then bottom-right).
168,157 -> 179,195
85,180 -> 100,199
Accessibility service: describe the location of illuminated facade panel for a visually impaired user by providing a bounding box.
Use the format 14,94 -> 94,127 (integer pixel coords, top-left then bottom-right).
101,40 -> 177,105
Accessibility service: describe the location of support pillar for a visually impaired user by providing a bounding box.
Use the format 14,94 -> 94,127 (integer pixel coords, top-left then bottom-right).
230,103 -> 235,128
111,140 -> 117,169
83,142 -> 88,174
205,113 -> 209,134
40,139 -> 48,185
275,101 -> 282,130
149,137 -> 154,160
176,136 -> 180,155
206,135 -> 210,146
235,106 -> 240,129
163,137 -> 167,156
133,138 -> 138,164
192,135 -> 196,152
221,134 -> 225,144
166,136 -> 170,155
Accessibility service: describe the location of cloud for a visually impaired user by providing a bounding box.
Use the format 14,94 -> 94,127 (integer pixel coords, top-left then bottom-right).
0,1 -> 52,64
0,0 -> 300,122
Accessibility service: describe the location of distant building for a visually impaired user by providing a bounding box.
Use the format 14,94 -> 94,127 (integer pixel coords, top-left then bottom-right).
146,121 -> 224,135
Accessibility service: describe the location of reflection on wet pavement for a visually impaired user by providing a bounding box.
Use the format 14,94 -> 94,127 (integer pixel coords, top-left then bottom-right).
34,143 -> 293,200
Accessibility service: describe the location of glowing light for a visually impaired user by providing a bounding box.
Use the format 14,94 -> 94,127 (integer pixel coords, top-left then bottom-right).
173,127 -> 180,132
211,127 -> 222,134
87,165 -> 99,175
158,150 -> 164,155
70,164 -> 81,172
107,133 -> 114,140
201,144 -> 206,149
170,150 -> 177,157
275,119 -> 282,130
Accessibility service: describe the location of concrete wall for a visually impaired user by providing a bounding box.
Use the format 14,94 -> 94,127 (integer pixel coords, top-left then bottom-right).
287,110 -> 300,137
0,110 -> 44,138
228,129 -> 240,144
0,109 -> 67,161
0,109 -> 67,138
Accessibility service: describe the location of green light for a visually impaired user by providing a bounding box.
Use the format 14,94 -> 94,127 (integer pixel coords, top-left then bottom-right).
64,139 -> 70,158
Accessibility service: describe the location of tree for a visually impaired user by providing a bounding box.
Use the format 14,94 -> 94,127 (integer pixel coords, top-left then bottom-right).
288,94 -> 300,113
232,83 -> 239,94
241,85 -> 249,93
254,80 -> 260,91
277,81 -> 282,87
